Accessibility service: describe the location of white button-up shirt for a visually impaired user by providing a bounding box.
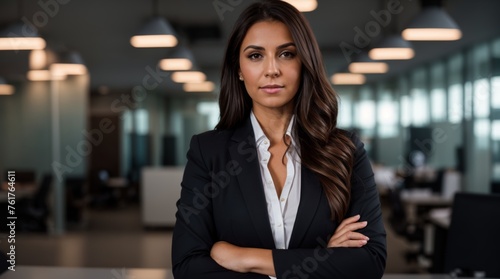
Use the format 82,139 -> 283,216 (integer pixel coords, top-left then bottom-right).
250,111 -> 301,252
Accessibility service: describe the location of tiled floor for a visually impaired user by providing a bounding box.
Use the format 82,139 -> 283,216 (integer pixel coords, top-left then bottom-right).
0,203 -> 421,273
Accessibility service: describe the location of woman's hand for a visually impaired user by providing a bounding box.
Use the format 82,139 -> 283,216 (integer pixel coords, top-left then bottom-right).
211,241 -> 250,273
327,214 -> 370,248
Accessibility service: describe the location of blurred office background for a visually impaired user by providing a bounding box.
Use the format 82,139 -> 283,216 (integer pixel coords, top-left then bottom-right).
1,0 -> 500,275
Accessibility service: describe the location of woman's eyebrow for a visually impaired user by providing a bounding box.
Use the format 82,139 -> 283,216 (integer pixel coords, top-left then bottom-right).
242,42 -> 296,52
276,42 -> 295,49
243,45 -> 264,52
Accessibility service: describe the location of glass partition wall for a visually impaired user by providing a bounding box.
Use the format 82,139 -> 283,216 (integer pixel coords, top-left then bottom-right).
490,38 -> 500,190
334,36 -> 500,194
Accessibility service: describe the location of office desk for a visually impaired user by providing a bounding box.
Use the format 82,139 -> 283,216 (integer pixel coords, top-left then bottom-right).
0,266 -> 174,279
428,208 -> 451,229
0,183 -> 36,202
425,207 -> 451,254
383,275 -> 481,279
399,191 -> 452,273
426,208 -> 452,273
401,190 -> 453,225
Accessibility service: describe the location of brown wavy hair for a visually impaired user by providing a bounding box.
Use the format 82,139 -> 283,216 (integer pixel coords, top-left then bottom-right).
215,0 -> 356,221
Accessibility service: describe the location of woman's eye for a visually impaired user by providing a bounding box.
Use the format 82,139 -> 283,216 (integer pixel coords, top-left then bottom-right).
248,53 -> 262,60
280,51 -> 296,58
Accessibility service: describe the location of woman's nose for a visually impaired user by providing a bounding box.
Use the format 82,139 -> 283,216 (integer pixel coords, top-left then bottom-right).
265,58 -> 280,78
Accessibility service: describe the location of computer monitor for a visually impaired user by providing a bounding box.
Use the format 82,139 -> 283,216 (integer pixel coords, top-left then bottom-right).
444,192 -> 500,277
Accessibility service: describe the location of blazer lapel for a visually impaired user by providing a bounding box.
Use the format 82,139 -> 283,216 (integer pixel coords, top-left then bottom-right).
288,166 -> 323,248
228,118 -> 275,249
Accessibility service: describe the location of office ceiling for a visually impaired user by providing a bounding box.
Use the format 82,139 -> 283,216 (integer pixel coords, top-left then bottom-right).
1,0 -> 500,95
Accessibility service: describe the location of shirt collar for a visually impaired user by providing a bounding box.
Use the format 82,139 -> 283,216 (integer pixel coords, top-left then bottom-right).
250,111 -> 298,149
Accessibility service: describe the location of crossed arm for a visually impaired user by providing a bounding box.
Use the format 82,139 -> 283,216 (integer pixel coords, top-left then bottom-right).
210,215 -> 370,277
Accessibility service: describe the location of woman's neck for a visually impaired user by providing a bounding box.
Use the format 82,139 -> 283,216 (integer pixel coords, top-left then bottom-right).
252,107 -> 292,144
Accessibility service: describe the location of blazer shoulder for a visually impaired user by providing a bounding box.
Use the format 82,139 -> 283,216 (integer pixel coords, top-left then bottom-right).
338,128 -> 363,148
190,129 -> 235,159
337,129 -> 368,170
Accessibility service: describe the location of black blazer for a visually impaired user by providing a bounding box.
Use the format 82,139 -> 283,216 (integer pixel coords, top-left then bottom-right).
172,117 -> 386,279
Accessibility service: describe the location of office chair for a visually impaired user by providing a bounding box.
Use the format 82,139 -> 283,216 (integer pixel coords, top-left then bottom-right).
65,176 -> 87,224
429,168 -> 446,194
492,181 -> 500,194
387,184 -> 424,263
4,170 -> 35,184
444,192 -> 500,277
0,250 -> 8,274
18,174 -> 53,232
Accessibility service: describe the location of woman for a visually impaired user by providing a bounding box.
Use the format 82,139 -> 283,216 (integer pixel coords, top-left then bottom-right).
172,1 -> 386,278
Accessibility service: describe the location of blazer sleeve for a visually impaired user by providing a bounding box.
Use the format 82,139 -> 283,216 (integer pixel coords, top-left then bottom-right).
272,133 -> 387,279
172,135 -> 269,279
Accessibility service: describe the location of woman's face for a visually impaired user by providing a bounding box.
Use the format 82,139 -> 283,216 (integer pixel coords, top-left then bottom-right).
239,20 -> 302,114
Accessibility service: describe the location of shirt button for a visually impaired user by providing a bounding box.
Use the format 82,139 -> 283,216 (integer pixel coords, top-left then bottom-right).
280,198 -> 285,202
264,140 -> 269,145
267,180 -> 272,184
277,223 -> 282,227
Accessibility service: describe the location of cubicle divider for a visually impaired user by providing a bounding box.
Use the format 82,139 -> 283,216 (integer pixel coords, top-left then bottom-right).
141,167 -> 184,227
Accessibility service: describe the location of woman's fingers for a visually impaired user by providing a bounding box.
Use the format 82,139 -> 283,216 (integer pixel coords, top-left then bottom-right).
336,214 -> 361,231
333,220 -> 368,238
328,232 -> 369,248
331,231 -> 368,243
328,215 -> 370,248
329,239 -> 368,248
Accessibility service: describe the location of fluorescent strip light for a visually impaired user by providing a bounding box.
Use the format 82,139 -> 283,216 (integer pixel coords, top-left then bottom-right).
50,64 -> 87,76
0,84 -> 14,95
159,58 -> 192,71
349,62 -> 389,74
369,47 -> 415,60
130,35 -> 178,48
283,0 -> 318,12
183,81 -> 215,92
27,70 -> 51,81
402,28 -> 462,41
27,70 -> 66,81
331,73 -> 366,85
0,37 -> 46,50
172,71 -> 206,83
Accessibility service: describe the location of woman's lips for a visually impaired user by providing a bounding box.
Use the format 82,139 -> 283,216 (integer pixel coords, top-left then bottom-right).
260,85 -> 284,94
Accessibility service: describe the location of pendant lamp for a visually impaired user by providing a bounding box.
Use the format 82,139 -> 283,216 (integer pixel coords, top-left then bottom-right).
0,77 -> 15,95
0,1 -> 46,50
282,0 -> 318,12
159,46 -> 194,71
331,71 -> 366,85
369,35 -> 415,60
50,50 -> 87,76
349,52 -> 389,74
131,0 -> 178,48
402,0 -> 462,41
